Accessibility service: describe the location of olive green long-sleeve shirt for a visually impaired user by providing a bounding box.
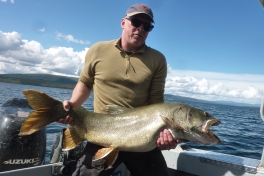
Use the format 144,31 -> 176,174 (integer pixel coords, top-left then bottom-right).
79,39 -> 167,113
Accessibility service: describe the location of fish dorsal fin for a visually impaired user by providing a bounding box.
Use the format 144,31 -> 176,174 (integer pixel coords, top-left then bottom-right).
63,125 -> 84,150
102,105 -> 129,114
160,115 -> 183,131
94,147 -> 119,168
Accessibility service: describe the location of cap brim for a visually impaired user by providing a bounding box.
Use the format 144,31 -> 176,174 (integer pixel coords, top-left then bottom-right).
126,12 -> 154,23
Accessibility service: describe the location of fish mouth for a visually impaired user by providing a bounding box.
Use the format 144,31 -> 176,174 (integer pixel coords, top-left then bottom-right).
199,119 -> 221,144
202,119 -> 221,132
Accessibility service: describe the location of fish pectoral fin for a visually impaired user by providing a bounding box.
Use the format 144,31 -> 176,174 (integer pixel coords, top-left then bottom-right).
63,126 -> 84,150
93,147 -> 119,168
160,115 -> 183,131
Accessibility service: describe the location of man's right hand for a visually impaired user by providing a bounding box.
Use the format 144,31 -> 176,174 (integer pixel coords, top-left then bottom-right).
58,100 -> 74,125
58,82 -> 90,125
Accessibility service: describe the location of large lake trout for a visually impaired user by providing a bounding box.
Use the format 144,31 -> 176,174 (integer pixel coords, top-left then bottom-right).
19,90 -> 221,166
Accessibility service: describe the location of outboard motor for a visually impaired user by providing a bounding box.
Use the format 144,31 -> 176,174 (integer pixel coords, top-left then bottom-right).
0,98 -> 46,172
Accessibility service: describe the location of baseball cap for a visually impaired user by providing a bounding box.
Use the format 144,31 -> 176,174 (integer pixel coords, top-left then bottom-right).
126,4 -> 154,23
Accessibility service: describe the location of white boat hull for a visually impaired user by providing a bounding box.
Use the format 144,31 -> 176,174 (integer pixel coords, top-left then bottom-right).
1,143 -> 264,176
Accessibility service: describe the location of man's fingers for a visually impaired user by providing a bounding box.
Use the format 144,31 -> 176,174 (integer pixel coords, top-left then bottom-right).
68,117 -> 74,125
162,131 -> 169,145
164,129 -> 176,149
157,129 -> 183,150
63,100 -> 71,111
58,118 -> 65,123
58,116 -> 74,125
157,132 -> 164,150
159,132 -> 164,144
58,101 -> 75,125
157,138 -> 162,149
167,130 -> 174,142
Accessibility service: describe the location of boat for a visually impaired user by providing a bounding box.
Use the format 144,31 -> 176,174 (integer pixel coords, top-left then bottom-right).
0,94 -> 264,176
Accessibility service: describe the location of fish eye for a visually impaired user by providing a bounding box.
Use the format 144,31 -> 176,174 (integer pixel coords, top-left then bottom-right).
204,111 -> 209,117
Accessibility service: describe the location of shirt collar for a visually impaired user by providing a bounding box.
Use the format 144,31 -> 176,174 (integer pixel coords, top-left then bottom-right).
115,38 -> 146,54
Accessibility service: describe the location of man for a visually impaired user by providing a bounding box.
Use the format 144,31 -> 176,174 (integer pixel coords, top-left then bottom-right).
60,4 -> 181,176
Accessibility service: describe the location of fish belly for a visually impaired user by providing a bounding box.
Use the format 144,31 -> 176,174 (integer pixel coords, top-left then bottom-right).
83,113 -> 166,152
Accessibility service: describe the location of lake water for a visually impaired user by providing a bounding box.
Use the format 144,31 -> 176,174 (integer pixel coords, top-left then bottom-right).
0,82 -> 263,164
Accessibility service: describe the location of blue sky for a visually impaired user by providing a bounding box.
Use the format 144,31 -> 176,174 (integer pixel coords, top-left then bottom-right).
0,0 -> 264,105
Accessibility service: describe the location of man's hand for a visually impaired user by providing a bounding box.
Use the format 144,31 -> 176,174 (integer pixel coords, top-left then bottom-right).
58,100 -> 74,125
157,129 -> 182,150
58,82 -> 90,125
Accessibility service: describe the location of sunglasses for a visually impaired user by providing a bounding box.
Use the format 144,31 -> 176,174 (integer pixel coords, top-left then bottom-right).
125,17 -> 154,32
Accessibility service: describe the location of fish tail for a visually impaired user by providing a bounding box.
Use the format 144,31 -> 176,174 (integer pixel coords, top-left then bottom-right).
22,89 -> 62,110
18,90 -> 63,136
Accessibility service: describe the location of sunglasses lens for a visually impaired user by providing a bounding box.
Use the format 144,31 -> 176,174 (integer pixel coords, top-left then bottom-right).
130,18 -> 154,32
144,24 -> 154,32
131,18 -> 142,28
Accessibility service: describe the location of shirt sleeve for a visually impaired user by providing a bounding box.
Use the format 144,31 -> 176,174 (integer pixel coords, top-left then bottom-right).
148,54 -> 167,105
78,44 -> 98,90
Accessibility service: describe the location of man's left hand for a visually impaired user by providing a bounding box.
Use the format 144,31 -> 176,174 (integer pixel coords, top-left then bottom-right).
157,129 -> 182,150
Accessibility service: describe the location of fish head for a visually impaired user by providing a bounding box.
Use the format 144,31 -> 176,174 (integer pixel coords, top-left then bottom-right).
170,104 -> 221,145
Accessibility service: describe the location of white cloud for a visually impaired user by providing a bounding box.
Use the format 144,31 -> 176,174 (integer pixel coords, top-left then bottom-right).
0,31 -> 24,51
38,28 -> 45,32
56,32 -> 90,45
166,65 -> 264,104
0,31 -> 263,105
1,0 -> 14,3
0,31 -> 88,77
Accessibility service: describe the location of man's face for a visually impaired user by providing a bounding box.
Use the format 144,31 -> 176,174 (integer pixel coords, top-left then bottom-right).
121,14 -> 153,48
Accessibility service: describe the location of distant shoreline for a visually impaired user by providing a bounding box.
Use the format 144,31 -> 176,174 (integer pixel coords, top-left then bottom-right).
0,73 -> 78,89
0,73 -> 260,108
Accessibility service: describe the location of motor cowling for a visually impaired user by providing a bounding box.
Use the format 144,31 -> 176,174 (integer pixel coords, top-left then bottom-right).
0,98 -> 46,172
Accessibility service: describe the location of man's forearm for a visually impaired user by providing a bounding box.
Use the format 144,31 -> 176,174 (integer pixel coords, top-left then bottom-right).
70,81 -> 90,107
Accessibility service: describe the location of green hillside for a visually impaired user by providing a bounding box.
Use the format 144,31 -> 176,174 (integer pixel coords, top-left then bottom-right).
0,74 -> 78,89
